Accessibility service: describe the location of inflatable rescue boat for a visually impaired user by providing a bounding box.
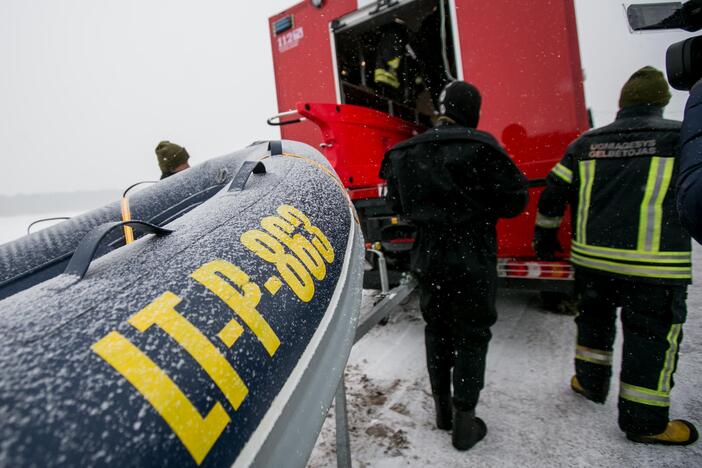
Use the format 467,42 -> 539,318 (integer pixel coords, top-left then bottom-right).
0,146 -> 240,300
0,141 -> 364,467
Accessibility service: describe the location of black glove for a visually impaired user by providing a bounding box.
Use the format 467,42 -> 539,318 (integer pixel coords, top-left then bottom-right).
533,226 -> 563,261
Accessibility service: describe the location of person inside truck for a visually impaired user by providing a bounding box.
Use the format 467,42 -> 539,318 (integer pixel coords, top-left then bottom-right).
373,20 -> 421,104
533,66 -> 697,446
380,80 -> 528,451
372,12 -> 448,120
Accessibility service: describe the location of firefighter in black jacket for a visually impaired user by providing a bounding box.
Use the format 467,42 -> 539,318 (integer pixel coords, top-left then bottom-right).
534,66 -> 697,445
380,81 -> 528,450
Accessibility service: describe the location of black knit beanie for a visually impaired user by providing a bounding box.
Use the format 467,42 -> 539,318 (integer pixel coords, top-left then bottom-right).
438,81 -> 482,128
619,66 -> 671,109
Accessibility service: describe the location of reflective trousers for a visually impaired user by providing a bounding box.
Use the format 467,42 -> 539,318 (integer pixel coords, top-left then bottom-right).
574,270 -> 688,435
420,270 -> 497,411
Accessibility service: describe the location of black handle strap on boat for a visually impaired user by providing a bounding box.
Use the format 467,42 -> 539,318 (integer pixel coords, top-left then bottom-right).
122,180 -> 158,198
248,140 -> 282,154
229,161 -> 267,192
268,140 -> 283,156
27,217 -> 71,235
65,221 -> 173,281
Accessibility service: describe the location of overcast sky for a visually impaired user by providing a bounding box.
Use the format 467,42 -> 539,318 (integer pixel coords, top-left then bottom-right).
0,0 -> 694,198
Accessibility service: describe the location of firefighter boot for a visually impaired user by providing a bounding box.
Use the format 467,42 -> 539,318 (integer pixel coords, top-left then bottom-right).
452,407 -> 487,451
425,328 -> 453,430
571,376 -> 607,404
627,420 -> 699,446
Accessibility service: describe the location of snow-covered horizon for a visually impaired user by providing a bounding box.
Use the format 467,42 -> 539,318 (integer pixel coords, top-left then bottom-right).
0,213 -> 80,246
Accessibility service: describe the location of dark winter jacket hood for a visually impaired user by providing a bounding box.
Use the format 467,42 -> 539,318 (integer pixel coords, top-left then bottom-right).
616,103 -> 664,121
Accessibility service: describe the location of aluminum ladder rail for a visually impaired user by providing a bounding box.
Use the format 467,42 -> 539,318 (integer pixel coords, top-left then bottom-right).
334,248 -> 418,468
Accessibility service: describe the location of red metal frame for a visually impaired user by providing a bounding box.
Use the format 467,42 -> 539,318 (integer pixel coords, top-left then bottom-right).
296,102 -> 423,190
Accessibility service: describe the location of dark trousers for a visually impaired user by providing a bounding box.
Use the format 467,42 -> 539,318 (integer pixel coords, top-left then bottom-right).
574,271 -> 688,435
420,271 -> 497,411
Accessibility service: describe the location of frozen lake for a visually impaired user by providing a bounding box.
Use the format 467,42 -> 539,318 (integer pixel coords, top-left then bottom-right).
0,212 -> 80,246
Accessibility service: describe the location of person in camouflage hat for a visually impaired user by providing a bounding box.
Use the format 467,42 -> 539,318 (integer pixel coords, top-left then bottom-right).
534,66 -> 697,446
155,141 -> 190,179
619,65 -> 672,109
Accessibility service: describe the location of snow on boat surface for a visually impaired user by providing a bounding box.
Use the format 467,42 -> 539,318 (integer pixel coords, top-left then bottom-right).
0,141 -> 364,467
0,147 -> 245,301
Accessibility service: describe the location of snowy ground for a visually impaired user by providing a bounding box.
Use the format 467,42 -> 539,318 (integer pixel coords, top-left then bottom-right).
308,243 -> 702,467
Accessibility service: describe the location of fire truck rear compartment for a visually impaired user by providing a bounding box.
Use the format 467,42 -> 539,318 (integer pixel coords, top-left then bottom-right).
332,0 -> 458,126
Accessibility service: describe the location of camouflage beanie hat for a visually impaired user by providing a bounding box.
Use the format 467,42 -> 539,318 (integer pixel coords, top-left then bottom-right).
155,141 -> 189,174
619,66 -> 672,109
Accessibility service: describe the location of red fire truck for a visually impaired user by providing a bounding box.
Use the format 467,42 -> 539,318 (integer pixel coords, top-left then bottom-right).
268,0 -> 589,294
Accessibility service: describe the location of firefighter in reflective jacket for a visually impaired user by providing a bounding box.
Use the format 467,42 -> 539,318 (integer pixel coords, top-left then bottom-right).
373,21 -> 423,104
381,81 -> 528,451
533,66 -> 697,445
374,13 -> 450,108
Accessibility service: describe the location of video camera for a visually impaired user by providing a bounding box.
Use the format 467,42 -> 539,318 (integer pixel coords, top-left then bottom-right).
627,0 -> 702,90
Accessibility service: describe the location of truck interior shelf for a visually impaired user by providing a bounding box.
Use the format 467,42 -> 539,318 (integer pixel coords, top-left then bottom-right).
334,0 -> 458,125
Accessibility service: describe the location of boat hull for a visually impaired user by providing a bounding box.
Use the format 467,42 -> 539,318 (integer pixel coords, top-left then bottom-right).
0,141 -> 363,467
